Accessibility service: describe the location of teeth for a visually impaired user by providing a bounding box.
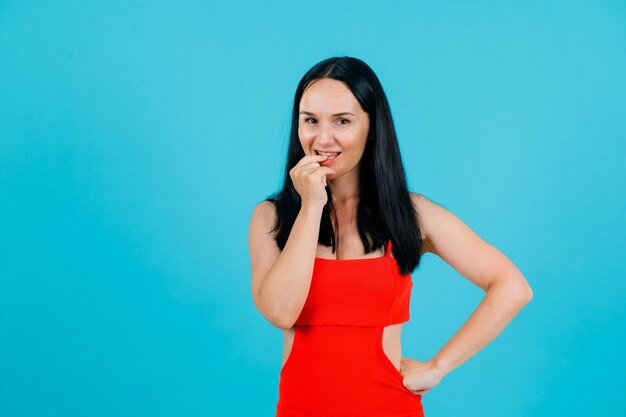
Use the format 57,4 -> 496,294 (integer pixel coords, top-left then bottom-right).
317,151 -> 340,157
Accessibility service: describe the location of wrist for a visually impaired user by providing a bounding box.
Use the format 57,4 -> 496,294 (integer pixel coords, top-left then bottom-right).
301,202 -> 325,215
430,356 -> 452,378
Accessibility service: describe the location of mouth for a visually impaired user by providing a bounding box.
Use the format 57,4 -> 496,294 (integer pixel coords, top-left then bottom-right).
314,150 -> 342,158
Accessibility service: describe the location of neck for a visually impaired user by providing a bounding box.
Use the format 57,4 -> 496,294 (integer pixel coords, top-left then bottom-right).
327,166 -> 360,207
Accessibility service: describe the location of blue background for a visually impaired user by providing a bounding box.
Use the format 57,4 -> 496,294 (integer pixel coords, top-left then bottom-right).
1,1 -> 625,416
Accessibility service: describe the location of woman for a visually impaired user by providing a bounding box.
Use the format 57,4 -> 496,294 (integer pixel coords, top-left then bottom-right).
248,56 -> 533,417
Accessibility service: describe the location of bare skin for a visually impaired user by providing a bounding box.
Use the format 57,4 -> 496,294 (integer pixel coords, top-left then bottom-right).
278,198 -> 409,381
277,77 -> 414,390
249,78 -> 533,397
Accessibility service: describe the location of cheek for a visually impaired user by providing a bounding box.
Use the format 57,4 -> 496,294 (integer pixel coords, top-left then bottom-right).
343,135 -> 364,150
298,125 -> 309,139
299,129 -> 317,143
298,129 -> 313,151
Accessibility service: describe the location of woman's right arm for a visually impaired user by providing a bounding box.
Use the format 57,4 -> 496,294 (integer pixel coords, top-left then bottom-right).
248,154 -> 335,329
248,201 -> 324,329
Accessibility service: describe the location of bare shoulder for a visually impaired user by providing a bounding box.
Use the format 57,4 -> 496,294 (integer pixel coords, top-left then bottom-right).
408,192 -> 532,295
248,200 -> 279,256
251,200 -> 277,226
248,200 -> 281,303
409,191 -> 471,233
409,192 -> 437,253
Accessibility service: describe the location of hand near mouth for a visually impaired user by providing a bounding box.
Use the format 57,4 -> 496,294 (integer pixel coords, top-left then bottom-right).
291,154 -> 337,208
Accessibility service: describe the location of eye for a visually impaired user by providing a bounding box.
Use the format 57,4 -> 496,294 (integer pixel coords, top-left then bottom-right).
304,117 -> 317,124
337,118 -> 349,125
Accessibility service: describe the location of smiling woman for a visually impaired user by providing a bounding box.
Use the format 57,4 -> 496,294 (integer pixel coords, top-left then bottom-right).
247,56 -> 533,417
297,78 -> 370,173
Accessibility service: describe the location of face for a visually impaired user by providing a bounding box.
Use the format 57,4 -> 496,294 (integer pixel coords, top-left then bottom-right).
298,78 -> 370,179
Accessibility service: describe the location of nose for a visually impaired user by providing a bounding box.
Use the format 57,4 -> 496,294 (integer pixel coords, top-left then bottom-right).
316,122 -> 335,146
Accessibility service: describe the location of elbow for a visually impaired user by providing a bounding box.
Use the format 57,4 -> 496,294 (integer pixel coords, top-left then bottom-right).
258,305 -> 296,330
491,273 -> 534,306
266,296 -> 304,329
275,320 -> 296,330
522,283 -> 533,303
263,297 -> 297,329
513,279 -> 533,306
517,272 -> 533,303
268,311 -> 297,330
256,303 -> 295,330
254,280 -> 306,329
269,302 -> 300,329
254,289 -> 299,330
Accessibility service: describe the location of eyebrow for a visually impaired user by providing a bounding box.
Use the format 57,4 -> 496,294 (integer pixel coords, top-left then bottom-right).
299,111 -> 357,117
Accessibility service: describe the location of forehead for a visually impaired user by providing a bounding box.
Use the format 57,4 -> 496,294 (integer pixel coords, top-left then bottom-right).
300,79 -> 361,113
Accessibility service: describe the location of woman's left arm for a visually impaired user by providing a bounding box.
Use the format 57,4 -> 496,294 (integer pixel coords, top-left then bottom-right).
401,193 -> 533,394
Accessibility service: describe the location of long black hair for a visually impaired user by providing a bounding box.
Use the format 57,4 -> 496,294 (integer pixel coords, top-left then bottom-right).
262,56 -> 424,275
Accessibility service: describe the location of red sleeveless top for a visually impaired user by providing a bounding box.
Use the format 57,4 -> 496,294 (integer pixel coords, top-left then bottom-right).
276,238 -> 424,417
294,239 -> 412,327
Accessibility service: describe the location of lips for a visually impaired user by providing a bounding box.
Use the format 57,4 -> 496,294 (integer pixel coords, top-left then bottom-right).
315,150 -> 342,157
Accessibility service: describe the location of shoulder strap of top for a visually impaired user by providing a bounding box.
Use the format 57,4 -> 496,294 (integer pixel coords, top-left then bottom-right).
385,239 -> 392,257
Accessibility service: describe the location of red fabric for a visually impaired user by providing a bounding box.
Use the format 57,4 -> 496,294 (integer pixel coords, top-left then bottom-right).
276,239 -> 424,417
